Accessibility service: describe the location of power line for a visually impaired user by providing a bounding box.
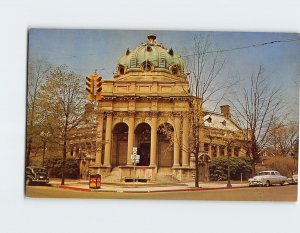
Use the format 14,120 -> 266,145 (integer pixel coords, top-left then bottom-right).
148,38 -> 300,63
33,37 -> 300,62
186,38 -> 300,56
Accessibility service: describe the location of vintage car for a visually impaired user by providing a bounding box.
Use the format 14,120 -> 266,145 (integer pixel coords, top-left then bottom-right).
248,171 -> 287,187
25,166 -> 49,185
287,174 -> 298,185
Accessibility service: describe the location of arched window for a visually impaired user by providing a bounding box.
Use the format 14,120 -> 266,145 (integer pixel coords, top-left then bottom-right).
146,46 -> 152,52
118,65 -> 125,75
141,61 -> 153,72
170,64 -> 181,75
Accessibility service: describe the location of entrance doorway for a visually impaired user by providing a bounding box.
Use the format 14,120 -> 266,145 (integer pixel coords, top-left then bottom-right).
135,123 -> 151,166
111,123 -> 128,167
157,123 -> 174,168
138,143 -> 150,166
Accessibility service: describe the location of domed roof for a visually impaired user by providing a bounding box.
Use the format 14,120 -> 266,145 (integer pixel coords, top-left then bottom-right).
116,34 -> 185,76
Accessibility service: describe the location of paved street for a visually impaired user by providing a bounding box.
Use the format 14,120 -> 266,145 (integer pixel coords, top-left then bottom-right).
26,184 -> 297,201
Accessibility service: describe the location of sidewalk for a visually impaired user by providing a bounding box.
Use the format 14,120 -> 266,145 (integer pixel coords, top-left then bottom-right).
50,179 -> 249,193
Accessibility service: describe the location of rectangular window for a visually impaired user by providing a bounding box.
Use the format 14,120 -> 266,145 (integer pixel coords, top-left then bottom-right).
212,145 -> 217,157
227,147 -> 232,156
234,147 -> 240,157
220,146 -> 225,156
204,143 -> 209,152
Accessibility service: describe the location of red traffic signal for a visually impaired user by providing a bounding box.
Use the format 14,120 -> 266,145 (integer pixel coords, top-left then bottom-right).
86,76 -> 94,101
95,75 -> 103,101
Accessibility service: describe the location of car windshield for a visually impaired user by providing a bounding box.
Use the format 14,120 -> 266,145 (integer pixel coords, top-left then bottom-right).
33,168 -> 46,173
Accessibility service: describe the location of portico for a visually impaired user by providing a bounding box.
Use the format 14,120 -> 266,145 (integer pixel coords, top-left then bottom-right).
93,106 -> 192,181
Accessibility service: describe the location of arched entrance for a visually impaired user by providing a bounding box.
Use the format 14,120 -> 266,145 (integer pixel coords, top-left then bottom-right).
135,123 -> 151,166
157,123 -> 174,168
111,122 -> 128,167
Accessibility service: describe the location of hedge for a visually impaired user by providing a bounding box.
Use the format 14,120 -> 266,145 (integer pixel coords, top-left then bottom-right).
209,156 -> 253,181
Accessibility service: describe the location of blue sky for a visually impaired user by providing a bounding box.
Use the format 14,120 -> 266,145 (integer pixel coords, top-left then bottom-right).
28,29 -> 300,120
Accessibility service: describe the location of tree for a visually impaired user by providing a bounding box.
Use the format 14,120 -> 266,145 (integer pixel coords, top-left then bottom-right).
26,59 -> 52,166
182,35 -> 230,187
267,121 -> 298,157
37,66 -> 86,185
228,66 -> 283,175
260,156 -> 297,177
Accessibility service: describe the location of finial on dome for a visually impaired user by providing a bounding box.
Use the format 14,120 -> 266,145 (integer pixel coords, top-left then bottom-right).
147,34 -> 157,44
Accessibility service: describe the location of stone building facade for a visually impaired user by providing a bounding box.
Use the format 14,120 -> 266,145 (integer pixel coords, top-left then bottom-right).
69,35 -> 249,182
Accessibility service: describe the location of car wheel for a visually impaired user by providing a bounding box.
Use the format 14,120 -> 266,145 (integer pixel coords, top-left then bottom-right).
26,178 -> 32,186
266,180 -> 271,187
280,181 -> 285,186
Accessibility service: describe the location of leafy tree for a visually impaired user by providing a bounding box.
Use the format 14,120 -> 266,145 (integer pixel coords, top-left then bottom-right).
37,65 -> 86,184
26,59 -> 52,166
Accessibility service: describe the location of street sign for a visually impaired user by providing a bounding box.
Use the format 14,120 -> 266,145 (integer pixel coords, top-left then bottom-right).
131,148 -> 139,183
131,154 -> 140,160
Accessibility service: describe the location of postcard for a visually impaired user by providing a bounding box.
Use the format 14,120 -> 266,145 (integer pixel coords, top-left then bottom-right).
25,29 -> 299,201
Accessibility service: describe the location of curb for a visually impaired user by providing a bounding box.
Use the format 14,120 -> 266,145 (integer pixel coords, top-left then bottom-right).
59,185 -> 92,192
57,184 -> 249,193
149,185 -> 249,193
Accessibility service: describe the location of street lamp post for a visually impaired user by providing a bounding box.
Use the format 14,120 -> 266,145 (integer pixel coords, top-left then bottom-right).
224,132 -> 234,188
227,152 -> 232,188
40,131 -> 50,167
42,140 -> 46,167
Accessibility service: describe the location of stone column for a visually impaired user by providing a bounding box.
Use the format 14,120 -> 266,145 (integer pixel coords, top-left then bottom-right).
150,112 -> 158,166
231,146 -> 235,157
182,115 -> 189,167
127,112 -> 135,165
236,147 -> 240,157
216,145 -> 220,158
173,114 -> 181,167
103,112 -> 112,167
95,113 -> 104,165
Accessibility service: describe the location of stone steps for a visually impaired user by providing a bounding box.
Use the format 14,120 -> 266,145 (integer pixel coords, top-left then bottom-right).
155,174 -> 179,184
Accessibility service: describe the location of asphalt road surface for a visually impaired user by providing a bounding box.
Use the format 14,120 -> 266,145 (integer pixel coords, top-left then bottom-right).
25,185 -> 298,201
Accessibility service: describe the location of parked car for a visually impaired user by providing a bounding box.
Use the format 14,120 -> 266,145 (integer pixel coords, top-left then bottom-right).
287,174 -> 298,185
248,171 -> 287,187
25,166 -> 49,185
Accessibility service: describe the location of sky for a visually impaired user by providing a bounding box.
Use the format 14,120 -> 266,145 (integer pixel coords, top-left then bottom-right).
28,29 -> 300,120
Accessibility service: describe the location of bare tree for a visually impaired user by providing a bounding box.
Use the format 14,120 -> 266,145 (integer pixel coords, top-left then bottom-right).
228,66 -> 283,174
37,66 -> 86,185
267,121 -> 298,157
183,35 -> 230,187
26,59 -> 52,166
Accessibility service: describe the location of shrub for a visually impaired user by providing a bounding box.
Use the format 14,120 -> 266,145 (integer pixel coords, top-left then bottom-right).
44,155 -> 79,179
209,156 -> 253,181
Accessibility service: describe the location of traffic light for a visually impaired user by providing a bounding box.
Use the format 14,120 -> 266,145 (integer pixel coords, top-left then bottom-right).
95,75 -> 103,101
86,75 -> 94,101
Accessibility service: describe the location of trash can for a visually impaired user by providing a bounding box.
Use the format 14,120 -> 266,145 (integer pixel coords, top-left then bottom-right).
89,174 -> 101,189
